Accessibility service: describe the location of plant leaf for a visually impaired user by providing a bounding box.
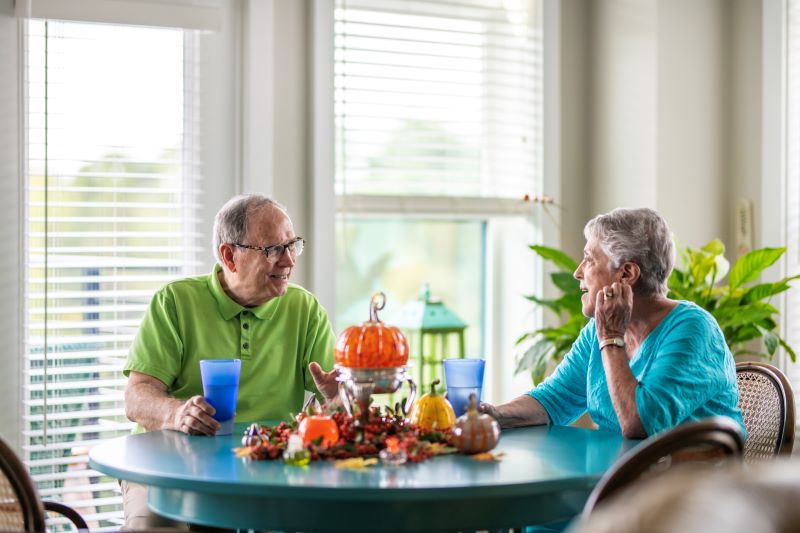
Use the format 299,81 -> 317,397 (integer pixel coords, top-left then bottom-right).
728,247 -> 786,289
529,245 -> 578,272
701,238 -> 725,256
551,272 -> 580,293
688,249 -> 716,286
514,331 -> 534,345
524,294 -> 562,315
756,325 -> 779,355
531,351 -> 550,385
514,338 -> 552,375
555,293 -> 584,316
777,335 -> 797,363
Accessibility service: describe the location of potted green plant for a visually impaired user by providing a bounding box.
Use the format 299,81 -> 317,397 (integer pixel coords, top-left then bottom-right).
515,240 -> 799,385
514,245 -> 588,384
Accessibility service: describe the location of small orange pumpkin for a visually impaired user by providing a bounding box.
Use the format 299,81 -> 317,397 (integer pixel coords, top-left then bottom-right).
334,292 -> 409,368
452,394 -> 500,454
408,379 -> 456,432
298,415 -> 340,448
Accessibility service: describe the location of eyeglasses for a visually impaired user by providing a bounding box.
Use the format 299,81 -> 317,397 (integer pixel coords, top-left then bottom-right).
233,237 -> 305,260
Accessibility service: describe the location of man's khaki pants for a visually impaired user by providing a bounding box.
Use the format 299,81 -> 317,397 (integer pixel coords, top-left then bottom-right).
120,480 -> 187,531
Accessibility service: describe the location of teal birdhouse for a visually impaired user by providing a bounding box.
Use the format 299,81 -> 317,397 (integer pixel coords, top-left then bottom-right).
395,284 -> 467,392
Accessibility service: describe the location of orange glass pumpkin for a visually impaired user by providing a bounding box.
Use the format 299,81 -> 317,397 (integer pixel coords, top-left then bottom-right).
298,415 -> 340,448
334,292 -> 409,368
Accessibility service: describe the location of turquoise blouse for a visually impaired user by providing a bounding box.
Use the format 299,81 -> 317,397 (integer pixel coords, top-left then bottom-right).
530,301 -> 746,437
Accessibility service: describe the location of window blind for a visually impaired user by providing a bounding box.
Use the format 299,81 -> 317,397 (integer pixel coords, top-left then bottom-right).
24,19 -> 201,530
334,0 -> 543,199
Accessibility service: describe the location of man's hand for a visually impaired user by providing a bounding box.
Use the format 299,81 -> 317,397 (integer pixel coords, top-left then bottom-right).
308,362 -> 340,400
125,371 -> 221,435
172,395 -> 220,436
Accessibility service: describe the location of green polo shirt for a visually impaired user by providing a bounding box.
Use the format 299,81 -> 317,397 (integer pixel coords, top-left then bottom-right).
124,264 -> 335,429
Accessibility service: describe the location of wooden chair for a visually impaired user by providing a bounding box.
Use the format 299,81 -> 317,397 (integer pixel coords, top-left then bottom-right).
0,435 -> 88,532
736,361 -> 795,460
581,416 -> 744,518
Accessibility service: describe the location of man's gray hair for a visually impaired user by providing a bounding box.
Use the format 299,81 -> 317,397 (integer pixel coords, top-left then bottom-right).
212,194 -> 286,264
584,207 -> 675,296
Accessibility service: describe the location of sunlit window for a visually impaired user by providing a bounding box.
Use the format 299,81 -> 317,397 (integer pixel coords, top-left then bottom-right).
334,0 -> 543,395
24,19 -> 200,529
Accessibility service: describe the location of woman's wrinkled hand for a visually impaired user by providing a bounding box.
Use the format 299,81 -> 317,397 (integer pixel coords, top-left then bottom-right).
478,401 -> 500,422
594,281 -> 633,341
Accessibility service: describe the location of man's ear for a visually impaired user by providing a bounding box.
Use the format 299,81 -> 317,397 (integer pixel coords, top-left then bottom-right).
219,243 -> 237,272
619,262 -> 640,286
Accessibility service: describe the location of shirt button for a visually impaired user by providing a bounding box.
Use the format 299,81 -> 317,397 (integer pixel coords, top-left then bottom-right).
242,310 -> 250,316
242,323 -> 249,330
242,342 -> 249,350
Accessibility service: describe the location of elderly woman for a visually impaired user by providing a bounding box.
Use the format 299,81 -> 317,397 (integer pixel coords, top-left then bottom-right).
481,208 -> 744,439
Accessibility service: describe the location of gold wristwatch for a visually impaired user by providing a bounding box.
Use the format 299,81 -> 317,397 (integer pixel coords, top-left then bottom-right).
599,337 -> 625,350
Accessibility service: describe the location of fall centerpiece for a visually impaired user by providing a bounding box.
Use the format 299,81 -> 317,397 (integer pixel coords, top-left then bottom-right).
234,405 -> 455,464
233,293 -> 504,466
334,292 -> 417,425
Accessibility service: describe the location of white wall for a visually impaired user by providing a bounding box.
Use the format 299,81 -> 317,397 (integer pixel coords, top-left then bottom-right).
590,0 -> 658,216
558,0 -> 592,259
568,0 -> 764,253
730,0 -> 763,245
0,0 -> 22,451
271,0 -> 311,287
656,0 -> 727,248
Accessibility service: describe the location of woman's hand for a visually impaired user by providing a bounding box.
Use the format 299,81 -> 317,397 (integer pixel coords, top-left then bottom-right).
478,401 -> 500,420
594,281 -> 633,341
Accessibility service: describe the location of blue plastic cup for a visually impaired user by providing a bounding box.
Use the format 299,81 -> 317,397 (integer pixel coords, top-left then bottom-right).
199,359 -> 241,435
443,358 -> 486,417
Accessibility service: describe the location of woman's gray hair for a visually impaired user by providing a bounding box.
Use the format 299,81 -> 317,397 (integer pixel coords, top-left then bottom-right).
584,207 -> 675,296
212,194 -> 285,264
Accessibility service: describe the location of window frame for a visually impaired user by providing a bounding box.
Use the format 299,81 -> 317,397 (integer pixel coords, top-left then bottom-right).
4,0 -> 245,526
312,0 -> 561,403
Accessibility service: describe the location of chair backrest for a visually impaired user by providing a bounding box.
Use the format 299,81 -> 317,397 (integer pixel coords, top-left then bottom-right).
736,361 -> 795,460
0,435 -> 46,533
582,416 -> 744,517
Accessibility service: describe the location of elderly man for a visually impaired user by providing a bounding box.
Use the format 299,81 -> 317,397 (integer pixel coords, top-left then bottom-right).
121,194 -> 338,530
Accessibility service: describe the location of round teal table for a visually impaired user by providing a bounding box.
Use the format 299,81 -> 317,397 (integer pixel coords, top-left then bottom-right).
89,423 -> 635,531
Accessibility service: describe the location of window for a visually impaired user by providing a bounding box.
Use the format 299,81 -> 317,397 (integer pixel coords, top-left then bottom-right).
20,11 -> 224,528
333,0 -> 544,398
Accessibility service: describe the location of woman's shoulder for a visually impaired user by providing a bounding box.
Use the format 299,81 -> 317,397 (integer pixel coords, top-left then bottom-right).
668,300 -> 715,323
662,300 -> 725,340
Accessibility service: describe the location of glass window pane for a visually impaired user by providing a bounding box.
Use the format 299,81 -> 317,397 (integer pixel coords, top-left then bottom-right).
335,218 -> 484,360
334,0 -> 542,198
24,19 -> 194,529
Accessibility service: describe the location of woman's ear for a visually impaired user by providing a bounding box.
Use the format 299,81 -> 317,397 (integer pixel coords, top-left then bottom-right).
619,262 -> 640,286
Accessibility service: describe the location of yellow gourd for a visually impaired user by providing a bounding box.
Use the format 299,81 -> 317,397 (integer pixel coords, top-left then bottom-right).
408,379 -> 456,432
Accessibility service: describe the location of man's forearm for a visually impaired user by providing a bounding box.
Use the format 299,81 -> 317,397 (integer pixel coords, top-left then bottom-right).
124,381 -> 182,431
495,394 -> 550,428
